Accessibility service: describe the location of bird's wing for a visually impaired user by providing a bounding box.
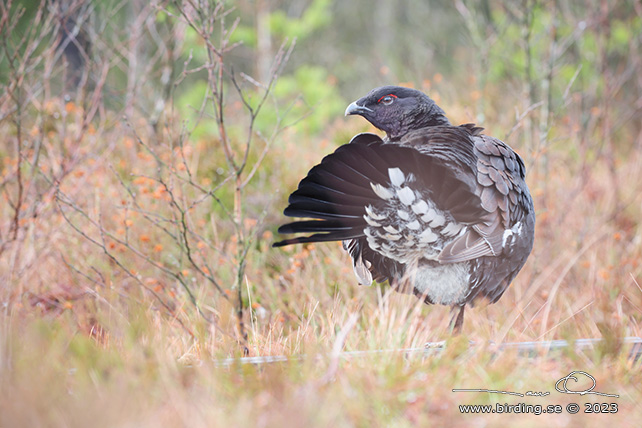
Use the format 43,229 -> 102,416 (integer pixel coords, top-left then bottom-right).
439,131 -> 532,264
399,125 -> 529,264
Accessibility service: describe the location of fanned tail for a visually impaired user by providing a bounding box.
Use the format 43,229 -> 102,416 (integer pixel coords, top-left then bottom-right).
273,133 -> 484,248
273,134 -> 384,247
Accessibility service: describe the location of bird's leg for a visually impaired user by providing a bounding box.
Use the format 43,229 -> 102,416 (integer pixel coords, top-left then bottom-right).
448,305 -> 465,335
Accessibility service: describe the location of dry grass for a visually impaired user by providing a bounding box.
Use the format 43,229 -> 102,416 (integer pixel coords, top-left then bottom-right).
1,92 -> 641,427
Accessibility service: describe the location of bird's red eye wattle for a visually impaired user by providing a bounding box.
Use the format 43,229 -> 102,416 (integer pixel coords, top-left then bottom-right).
377,94 -> 397,105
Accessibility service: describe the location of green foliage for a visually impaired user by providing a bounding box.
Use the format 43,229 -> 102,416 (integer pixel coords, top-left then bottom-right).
0,0 -> 46,83
269,0 -> 333,41
174,66 -> 343,144
267,65 -> 345,134
182,25 -> 210,64
611,17 -> 641,53
230,0 -> 332,47
231,24 -> 258,47
175,80 -> 216,138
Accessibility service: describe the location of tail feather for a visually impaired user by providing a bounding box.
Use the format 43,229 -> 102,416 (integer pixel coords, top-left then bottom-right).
272,230 -> 364,247
339,146 -> 392,181
305,168 -> 376,198
291,181 -> 375,207
273,135 -> 485,247
285,200 -> 365,219
332,147 -> 390,185
278,218 -> 363,234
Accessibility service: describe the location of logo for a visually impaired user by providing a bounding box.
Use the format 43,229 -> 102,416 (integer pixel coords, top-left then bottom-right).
453,370 -> 619,398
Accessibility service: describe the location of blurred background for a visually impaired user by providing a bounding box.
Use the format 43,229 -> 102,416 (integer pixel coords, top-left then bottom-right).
1,1 -> 642,426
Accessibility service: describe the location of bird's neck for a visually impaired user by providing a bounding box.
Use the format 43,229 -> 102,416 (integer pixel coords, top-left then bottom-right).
419,103 -> 451,127
417,114 -> 451,128
386,113 -> 451,141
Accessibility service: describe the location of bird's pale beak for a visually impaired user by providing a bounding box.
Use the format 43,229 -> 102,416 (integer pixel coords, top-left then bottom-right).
345,100 -> 373,116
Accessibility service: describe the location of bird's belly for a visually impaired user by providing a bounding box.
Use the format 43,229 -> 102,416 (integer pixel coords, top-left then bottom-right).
409,262 -> 470,305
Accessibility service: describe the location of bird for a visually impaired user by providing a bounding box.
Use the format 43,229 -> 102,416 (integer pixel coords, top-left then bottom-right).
273,85 -> 535,333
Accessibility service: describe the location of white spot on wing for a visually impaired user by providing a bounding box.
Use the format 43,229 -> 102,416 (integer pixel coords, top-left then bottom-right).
419,229 -> 438,243
371,182 -> 393,200
421,208 -> 437,223
406,220 -> 421,230
383,225 -> 399,234
388,167 -> 405,186
429,215 -> 446,228
411,200 -> 429,214
397,187 -> 416,205
365,205 -> 386,220
364,215 -> 381,227
503,221 -> 522,247
397,210 -> 410,220
442,222 -> 463,236
367,236 -> 379,249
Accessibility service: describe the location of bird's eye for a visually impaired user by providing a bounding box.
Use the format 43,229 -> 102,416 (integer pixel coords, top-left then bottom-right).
377,94 -> 397,105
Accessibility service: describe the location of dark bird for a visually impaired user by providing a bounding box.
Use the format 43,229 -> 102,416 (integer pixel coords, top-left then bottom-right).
273,86 -> 535,333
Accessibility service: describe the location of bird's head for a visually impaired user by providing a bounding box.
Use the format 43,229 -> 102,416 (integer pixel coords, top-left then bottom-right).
345,86 -> 450,140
